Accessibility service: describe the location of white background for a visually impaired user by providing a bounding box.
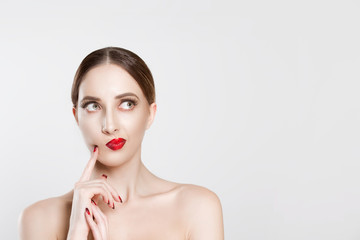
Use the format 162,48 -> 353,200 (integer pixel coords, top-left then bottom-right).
1,0 -> 360,239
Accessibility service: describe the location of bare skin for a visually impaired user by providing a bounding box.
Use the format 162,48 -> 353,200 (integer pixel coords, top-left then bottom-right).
18,64 -> 224,239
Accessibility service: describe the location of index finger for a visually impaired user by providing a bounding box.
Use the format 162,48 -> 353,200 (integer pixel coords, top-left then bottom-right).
79,146 -> 98,182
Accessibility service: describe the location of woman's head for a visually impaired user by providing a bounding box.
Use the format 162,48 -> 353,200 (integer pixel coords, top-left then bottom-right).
71,47 -> 155,108
71,47 -> 157,166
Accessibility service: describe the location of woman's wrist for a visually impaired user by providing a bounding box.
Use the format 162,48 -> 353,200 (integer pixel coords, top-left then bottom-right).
66,225 -> 88,240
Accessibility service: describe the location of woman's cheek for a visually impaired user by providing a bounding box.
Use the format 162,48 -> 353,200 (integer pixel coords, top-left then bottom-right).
125,113 -> 148,142
79,117 -> 99,145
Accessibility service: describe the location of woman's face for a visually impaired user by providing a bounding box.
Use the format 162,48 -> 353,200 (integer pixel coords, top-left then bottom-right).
72,64 -> 156,166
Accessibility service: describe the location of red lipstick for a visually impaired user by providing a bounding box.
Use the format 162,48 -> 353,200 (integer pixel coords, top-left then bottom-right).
106,138 -> 126,151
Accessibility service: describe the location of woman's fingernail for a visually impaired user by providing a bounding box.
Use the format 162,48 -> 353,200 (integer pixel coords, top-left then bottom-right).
85,208 -> 90,215
91,199 -> 97,206
108,200 -> 110,205
119,195 -> 123,203
102,174 -> 108,179
112,203 -> 115,209
93,146 -> 97,152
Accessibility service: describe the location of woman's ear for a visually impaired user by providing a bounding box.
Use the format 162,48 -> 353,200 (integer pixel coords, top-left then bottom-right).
146,102 -> 157,130
72,107 -> 79,126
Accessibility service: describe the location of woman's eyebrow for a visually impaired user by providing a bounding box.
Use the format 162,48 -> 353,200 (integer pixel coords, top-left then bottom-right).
80,92 -> 139,104
115,92 -> 139,100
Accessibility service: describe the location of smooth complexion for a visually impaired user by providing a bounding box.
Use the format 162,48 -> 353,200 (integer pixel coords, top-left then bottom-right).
19,64 -> 224,239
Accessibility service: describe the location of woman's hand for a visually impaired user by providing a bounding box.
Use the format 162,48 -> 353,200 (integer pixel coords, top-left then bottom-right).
67,146 -> 121,240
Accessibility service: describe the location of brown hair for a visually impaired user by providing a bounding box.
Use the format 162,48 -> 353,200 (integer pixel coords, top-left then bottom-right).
71,47 -> 155,108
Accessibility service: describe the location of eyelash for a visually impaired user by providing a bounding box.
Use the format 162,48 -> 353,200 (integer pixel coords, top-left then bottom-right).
80,98 -> 138,111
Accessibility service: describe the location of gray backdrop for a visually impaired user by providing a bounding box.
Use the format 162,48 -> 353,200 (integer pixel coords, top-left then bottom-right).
1,0 -> 360,239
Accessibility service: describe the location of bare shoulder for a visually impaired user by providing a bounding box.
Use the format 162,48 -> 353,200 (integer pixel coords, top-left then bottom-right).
19,191 -> 72,240
174,184 -> 224,240
175,184 -> 222,208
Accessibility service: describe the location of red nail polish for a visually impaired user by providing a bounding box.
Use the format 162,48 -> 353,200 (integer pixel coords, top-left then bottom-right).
91,199 -> 97,206
93,146 -> 97,152
119,195 -> 123,203
112,203 -> 115,209
108,200 -> 110,205
102,174 -> 108,179
85,208 -> 90,215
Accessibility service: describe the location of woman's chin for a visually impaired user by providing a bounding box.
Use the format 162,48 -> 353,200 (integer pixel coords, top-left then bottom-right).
97,151 -> 127,167
97,158 -> 123,167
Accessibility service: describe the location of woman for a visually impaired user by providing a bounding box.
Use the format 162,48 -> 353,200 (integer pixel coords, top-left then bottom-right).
19,47 -> 224,239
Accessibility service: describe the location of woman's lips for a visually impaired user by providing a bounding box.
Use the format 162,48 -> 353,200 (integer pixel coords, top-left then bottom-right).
106,138 -> 126,151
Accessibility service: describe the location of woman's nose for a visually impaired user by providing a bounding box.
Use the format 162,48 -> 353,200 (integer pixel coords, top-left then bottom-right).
101,110 -> 119,135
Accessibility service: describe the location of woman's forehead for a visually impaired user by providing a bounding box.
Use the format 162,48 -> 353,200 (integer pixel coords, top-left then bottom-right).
79,64 -> 143,98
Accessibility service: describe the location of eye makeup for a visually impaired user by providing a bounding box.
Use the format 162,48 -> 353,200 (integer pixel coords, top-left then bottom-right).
80,97 -> 139,112
119,98 -> 138,110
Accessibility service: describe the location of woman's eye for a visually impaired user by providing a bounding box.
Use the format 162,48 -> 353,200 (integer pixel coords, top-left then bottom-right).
85,103 -> 100,112
120,100 -> 135,110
